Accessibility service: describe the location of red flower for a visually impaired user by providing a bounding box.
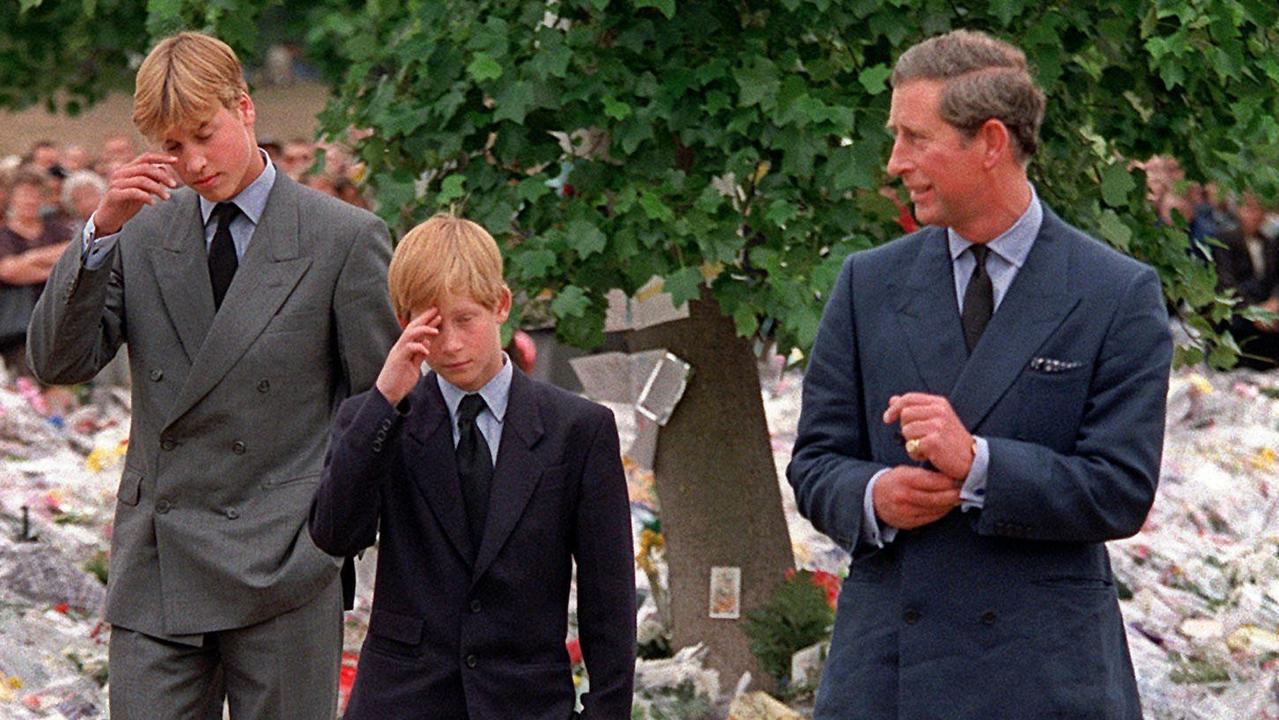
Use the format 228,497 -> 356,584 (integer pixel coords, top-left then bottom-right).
809,570 -> 841,610
566,637 -> 583,666
54,602 -> 69,614
339,651 -> 360,712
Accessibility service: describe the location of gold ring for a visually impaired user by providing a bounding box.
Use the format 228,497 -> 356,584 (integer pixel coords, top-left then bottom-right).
905,438 -> 921,455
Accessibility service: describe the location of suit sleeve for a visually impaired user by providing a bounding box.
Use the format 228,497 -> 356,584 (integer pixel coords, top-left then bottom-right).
978,266 -> 1171,542
573,407 -> 636,720
309,389 -> 402,556
333,217 -> 400,396
26,234 -> 125,384
787,254 -> 889,557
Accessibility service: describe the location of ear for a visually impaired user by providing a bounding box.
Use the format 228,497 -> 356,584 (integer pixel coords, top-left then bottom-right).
238,92 -> 256,127
977,118 -> 1011,169
495,286 -> 512,324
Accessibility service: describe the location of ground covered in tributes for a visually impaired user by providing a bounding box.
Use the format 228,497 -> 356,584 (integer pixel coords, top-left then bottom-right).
0,363 -> 1276,719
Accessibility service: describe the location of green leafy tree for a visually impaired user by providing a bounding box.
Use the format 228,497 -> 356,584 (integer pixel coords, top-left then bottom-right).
10,0 -> 1279,688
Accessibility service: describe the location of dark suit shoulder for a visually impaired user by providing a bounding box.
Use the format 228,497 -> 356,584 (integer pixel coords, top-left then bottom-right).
850,226 -> 942,273
1046,210 -> 1156,288
527,375 -> 613,425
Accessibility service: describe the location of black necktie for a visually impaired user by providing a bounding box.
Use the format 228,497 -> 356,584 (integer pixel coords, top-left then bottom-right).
208,202 -> 240,310
962,244 -> 994,352
456,394 -> 494,550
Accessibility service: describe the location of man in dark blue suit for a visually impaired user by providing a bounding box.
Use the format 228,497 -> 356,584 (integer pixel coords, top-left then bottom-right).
310,215 -> 636,719
788,30 -> 1171,719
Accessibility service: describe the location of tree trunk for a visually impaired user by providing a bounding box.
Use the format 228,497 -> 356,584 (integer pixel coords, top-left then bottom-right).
624,293 -> 794,692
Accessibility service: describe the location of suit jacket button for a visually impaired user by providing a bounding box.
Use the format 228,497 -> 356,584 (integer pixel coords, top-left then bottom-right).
149,369 -> 164,382
225,508 -> 240,520
161,439 -> 175,451
232,441 -> 247,455
469,599 -> 482,613
257,379 -> 270,393
981,611 -> 997,625
903,609 -> 921,625
156,499 -> 172,514
371,441 -> 383,453
465,654 -> 478,668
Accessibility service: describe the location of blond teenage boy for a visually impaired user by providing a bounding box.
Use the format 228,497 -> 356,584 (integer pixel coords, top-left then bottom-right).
27,32 -> 399,719
310,215 -> 636,719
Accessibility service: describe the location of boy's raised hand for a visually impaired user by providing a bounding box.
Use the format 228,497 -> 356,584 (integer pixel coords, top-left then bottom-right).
375,309 -> 442,406
94,153 -> 179,236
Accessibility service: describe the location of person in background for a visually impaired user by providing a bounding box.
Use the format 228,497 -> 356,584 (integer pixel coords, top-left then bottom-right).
61,171 -> 108,238
0,173 -> 70,375
1214,192 -> 1279,369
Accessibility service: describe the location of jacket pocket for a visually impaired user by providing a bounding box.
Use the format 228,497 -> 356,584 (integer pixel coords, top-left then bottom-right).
366,608 -> 425,658
262,472 -> 322,489
117,468 -> 142,506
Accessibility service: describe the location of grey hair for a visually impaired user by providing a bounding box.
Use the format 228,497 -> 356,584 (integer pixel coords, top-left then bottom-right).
62,170 -> 108,208
891,29 -> 1046,161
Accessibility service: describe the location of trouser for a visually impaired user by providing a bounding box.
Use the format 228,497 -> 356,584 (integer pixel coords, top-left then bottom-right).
108,576 -> 344,720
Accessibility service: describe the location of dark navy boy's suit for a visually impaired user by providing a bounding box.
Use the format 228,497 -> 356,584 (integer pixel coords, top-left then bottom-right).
310,368 -> 636,720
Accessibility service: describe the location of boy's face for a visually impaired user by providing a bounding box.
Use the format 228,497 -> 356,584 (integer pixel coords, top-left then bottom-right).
160,93 -> 264,202
414,289 -> 512,392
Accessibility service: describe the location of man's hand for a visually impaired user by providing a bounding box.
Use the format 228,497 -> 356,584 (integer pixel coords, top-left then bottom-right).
872,465 -> 962,530
93,153 -> 179,236
375,309 -> 442,406
884,392 -> 975,480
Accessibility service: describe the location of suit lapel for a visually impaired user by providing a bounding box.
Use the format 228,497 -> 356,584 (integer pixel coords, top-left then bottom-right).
472,369 -> 545,586
164,176 -> 312,428
948,206 -> 1081,431
891,228 -> 969,395
149,194 -> 215,365
405,376 -> 476,567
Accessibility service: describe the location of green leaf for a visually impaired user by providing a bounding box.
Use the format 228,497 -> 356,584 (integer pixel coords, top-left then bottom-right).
633,0 -> 675,19
551,285 -> 590,319
665,267 -> 703,306
638,191 -> 675,222
857,65 -> 892,96
765,199 -> 798,227
733,304 -> 760,337
514,248 -> 557,280
438,175 -> 466,204
493,81 -> 535,123
1097,210 -> 1132,252
736,57 -> 780,109
467,53 -> 503,82
566,219 -> 608,259
602,96 -> 632,121
1100,163 -> 1136,208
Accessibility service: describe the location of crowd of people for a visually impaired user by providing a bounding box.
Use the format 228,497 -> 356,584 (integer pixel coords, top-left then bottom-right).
0,134 -> 370,378
1143,154 -> 1279,368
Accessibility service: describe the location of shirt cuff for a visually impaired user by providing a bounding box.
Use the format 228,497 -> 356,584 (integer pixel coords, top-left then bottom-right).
861,468 -> 899,548
81,215 -> 120,270
960,436 -> 990,511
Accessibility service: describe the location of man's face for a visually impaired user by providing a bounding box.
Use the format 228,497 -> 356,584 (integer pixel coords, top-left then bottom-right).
281,142 -> 314,178
159,94 -> 263,202
8,184 -> 43,223
886,80 -> 986,231
417,289 -> 511,392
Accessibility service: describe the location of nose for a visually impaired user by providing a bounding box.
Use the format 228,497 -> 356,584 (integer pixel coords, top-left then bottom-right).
886,137 -> 909,178
186,152 -> 206,177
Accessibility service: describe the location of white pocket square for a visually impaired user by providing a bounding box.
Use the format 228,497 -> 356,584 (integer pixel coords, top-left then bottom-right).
1029,356 -> 1084,373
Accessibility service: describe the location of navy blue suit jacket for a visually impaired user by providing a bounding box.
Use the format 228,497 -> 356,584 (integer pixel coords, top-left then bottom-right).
788,204 -> 1171,719
310,368 -> 636,720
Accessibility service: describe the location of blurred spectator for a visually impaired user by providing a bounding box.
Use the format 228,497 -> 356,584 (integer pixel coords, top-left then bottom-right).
1214,192 -> 1279,370
96,133 -> 136,176
281,138 -> 315,179
0,173 -> 71,376
62,144 -> 93,172
302,173 -> 338,197
334,175 -> 370,210
261,138 -> 283,165
61,171 -> 107,237
26,140 -> 60,173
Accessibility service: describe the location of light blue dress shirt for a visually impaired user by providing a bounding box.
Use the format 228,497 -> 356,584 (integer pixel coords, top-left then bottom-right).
862,184 -> 1043,548
82,149 -> 276,269
436,354 -> 513,466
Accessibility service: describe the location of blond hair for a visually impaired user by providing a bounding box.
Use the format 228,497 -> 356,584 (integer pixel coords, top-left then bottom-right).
388,214 -> 507,320
133,32 -> 248,139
